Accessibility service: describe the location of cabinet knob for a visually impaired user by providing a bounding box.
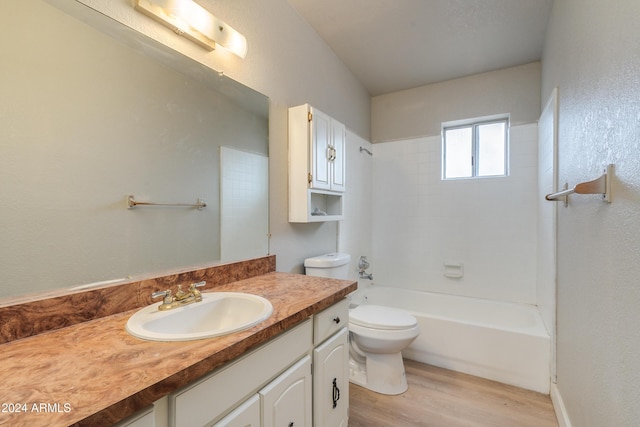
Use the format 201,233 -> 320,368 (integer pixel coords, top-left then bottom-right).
333,316 -> 341,324
289,423 -> 294,427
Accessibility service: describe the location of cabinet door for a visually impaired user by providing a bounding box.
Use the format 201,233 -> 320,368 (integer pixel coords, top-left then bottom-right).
310,108 -> 332,190
313,328 -> 349,427
330,120 -> 346,192
260,355 -> 312,427
212,394 -> 260,427
112,407 -> 154,427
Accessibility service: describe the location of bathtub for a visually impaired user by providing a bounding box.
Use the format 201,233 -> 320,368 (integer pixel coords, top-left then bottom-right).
351,285 -> 550,393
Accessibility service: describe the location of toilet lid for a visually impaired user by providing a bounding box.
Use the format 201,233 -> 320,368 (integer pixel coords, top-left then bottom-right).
349,305 -> 417,330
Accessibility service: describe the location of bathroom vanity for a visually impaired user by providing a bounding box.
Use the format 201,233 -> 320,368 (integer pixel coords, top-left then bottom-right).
0,260 -> 356,427
119,299 -> 349,427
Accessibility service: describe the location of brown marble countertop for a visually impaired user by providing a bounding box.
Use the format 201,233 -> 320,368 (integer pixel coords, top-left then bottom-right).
0,272 -> 356,427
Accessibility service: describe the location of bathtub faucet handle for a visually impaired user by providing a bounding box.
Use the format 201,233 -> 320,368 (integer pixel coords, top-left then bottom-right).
358,256 -> 373,280
358,256 -> 370,271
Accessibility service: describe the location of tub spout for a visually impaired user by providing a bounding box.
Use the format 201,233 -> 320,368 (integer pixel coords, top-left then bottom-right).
359,271 -> 373,280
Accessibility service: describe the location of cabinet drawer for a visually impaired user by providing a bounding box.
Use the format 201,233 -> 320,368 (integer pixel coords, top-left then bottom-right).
313,298 -> 349,346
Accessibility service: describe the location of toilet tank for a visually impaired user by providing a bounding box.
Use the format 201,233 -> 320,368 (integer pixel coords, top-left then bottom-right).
304,253 -> 351,279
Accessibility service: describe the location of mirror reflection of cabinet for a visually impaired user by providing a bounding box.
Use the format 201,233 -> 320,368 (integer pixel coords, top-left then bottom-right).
288,104 -> 346,223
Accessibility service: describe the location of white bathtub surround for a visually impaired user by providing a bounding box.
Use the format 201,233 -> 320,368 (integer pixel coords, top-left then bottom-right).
338,131 -> 373,279
353,286 -> 550,393
371,123 -> 538,305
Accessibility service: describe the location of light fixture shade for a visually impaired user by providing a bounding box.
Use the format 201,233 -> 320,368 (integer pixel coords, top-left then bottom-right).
134,0 -> 248,58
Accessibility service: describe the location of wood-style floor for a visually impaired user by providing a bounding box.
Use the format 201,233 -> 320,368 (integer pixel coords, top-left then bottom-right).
349,359 -> 558,427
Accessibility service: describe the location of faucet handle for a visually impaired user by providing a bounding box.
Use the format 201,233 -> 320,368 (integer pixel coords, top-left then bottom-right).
151,289 -> 173,304
190,281 -> 206,289
151,289 -> 170,298
189,281 -> 206,300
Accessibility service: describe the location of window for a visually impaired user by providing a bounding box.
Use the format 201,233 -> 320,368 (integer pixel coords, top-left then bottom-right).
442,118 -> 508,179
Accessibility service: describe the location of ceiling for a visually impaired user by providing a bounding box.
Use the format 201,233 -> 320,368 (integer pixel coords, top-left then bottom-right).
287,0 -> 554,96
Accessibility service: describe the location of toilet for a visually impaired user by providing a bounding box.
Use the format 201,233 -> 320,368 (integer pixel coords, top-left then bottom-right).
304,253 -> 420,395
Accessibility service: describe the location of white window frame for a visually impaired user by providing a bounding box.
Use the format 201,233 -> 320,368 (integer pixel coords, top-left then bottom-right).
442,117 -> 509,180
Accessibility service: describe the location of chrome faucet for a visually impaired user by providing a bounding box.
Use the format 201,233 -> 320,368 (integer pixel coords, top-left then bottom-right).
358,256 -> 373,280
151,281 -> 206,311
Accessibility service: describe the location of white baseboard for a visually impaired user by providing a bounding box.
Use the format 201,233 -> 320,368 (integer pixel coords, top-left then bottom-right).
550,383 -> 572,427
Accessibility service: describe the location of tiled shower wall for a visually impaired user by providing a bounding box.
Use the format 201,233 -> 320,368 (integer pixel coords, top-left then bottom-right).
371,123 -> 538,305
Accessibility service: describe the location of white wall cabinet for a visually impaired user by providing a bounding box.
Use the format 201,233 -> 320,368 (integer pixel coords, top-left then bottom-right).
289,104 -> 346,222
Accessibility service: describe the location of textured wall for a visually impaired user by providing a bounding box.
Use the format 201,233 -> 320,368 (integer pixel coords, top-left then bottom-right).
542,0 -> 640,424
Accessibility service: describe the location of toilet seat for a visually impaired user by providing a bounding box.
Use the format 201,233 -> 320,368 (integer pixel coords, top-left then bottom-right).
349,305 -> 417,330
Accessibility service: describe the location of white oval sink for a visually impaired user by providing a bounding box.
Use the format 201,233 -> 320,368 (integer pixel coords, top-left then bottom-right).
126,292 -> 273,341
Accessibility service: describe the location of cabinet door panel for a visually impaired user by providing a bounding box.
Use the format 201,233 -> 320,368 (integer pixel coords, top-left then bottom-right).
313,328 -> 349,427
330,120 -> 346,192
310,108 -> 331,190
211,394 -> 260,427
260,355 -> 312,427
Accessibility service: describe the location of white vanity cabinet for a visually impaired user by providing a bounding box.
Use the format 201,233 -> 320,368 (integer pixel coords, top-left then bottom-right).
168,320 -> 312,427
157,298 -> 350,427
289,104 -> 346,222
312,299 -> 350,427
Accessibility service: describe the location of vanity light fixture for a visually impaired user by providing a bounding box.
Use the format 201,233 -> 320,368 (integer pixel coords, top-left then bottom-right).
133,0 -> 248,58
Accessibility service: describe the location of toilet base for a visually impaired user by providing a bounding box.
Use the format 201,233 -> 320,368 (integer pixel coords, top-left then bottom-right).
349,351 -> 408,395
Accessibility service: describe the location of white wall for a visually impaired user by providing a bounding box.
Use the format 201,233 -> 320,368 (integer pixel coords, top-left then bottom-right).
372,62 -> 541,142
537,89 -> 558,378
338,132 -> 373,282
542,0 -> 640,425
372,124 -> 538,304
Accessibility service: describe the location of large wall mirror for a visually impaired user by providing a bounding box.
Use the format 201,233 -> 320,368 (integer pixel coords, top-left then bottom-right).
0,0 -> 269,300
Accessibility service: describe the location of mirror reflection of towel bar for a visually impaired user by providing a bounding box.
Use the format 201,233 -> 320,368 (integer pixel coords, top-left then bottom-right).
545,164 -> 613,207
127,195 -> 207,210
